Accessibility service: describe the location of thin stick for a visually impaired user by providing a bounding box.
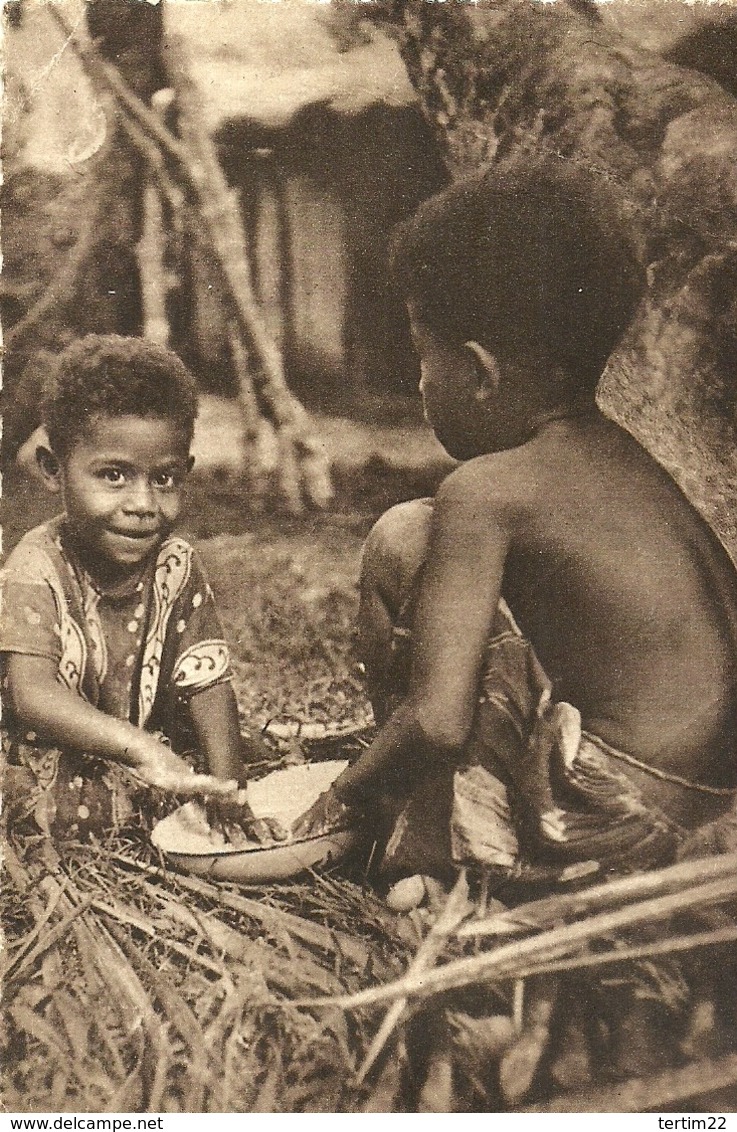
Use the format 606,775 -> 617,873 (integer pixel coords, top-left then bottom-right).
301,872 -> 737,1011
522,1053 -> 737,1113
228,324 -> 272,508
458,851 -> 737,939
356,870 -> 471,1083
113,101 -> 186,215
496,921 -> 737,982
137,181 -> 171,345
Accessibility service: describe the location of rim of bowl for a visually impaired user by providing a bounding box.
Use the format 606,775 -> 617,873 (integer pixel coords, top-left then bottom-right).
157,826 -> 357,860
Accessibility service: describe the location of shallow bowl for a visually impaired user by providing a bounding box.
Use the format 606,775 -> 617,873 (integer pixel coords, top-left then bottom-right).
154,822 -> 359,883
151,759 -> 359,883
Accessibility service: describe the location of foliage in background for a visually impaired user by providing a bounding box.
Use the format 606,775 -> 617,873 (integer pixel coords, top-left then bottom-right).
197,525 -> 370,731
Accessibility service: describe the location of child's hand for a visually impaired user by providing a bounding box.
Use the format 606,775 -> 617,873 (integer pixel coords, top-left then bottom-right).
205,793 -> 289,845
291,786 -> 357,840
126,737 -> 238,796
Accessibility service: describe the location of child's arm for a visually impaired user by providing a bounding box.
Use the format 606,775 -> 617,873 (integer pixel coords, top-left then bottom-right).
294,462 -> 512,834
187,681 -> 248,784
5,653 -> 237,796
187,682 -> 288,841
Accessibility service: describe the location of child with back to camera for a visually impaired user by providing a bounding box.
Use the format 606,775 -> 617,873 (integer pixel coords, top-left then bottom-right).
1,335 -> 284,842
294,157 -> 737,884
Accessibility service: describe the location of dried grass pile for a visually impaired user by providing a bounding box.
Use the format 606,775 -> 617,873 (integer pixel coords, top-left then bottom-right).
2,830 -> 413,1112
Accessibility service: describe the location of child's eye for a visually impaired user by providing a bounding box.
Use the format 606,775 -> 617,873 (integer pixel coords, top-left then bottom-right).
98,467 -> 126,485
152,470 -> 179,490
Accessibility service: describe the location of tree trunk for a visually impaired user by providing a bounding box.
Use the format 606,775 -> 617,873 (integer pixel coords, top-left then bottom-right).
381,0 -> 737,553
161,31 -> 333,513
2,0 -> 158,460
76,0 -> 165,339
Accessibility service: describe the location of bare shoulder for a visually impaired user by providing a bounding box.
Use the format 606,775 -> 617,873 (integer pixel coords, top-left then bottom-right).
435,446 -> 540,530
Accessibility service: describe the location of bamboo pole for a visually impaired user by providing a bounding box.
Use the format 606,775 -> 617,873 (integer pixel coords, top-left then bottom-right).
136,94 -> 179,347
487,922 -> 737,983
48,5 -> 333,513
228,325 -> 271,510
458,851 -> 737,940
137,180 -> 171,346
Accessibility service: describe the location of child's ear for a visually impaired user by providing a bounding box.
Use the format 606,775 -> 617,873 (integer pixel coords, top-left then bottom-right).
35,444 -> 62,493
463,341 -> 501,399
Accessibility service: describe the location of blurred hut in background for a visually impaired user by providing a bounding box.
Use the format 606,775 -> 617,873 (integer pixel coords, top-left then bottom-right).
165,2 -> 448,412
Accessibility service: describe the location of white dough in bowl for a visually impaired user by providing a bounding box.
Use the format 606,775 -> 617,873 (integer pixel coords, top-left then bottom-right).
247,759 -> 350,830
152,760 -> 349,855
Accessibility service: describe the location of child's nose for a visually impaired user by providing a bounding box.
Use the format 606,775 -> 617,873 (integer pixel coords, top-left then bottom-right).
124,479 -> 156,515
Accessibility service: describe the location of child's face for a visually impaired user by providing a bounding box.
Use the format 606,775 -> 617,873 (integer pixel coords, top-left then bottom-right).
409,307 -> 489,461
54,414 -> 192,583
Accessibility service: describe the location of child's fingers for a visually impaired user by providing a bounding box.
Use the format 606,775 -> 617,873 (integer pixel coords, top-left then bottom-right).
271,818 -> 290,841
292,788 -> 354,840
290,812 -> 312,839
172,773 -> 238,796
253,816 -> 290,843
291,801 -> 325,840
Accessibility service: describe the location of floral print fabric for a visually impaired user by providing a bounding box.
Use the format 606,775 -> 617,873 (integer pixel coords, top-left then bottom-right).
0,516 -> 232,836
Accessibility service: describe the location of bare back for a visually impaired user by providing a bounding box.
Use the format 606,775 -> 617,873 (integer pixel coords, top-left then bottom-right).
497,414 -> 737,795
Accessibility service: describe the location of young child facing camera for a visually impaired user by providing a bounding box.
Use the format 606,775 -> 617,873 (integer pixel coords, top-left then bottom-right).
295,158 -> 737,881
1,335 -> 282,842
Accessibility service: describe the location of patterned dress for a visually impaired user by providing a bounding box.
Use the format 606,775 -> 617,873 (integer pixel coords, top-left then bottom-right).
0,516 -> 232,838
381,598 -> 736,882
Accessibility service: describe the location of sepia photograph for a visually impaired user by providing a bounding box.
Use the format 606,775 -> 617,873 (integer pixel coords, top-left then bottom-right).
2,0 -> 737,1115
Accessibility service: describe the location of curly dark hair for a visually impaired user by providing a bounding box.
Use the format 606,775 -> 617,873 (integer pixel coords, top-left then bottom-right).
390,156 -> 646,394
43,335 -> 199,457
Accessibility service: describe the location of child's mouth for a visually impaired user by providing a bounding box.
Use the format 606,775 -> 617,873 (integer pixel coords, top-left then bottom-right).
109,528 -> 159,544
